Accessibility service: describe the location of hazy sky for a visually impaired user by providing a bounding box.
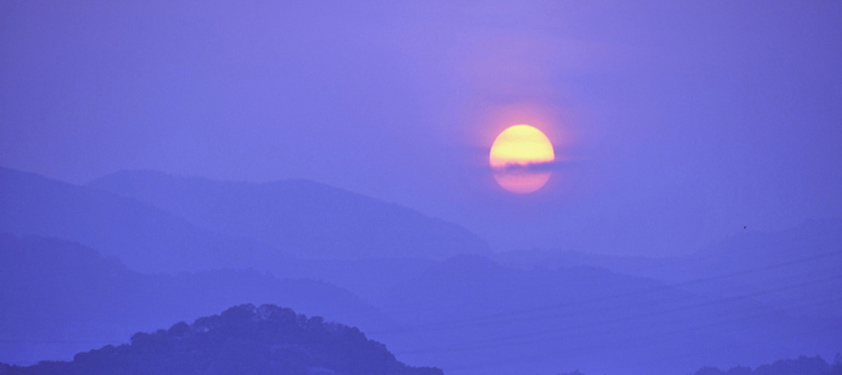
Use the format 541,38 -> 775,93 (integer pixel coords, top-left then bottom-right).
2,1 -> 841,255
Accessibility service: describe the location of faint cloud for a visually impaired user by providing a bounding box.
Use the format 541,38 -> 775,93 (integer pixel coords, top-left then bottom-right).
492,159 -> 570,173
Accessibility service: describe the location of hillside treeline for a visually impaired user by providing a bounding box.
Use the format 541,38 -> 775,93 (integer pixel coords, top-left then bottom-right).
0,304 -> 441,375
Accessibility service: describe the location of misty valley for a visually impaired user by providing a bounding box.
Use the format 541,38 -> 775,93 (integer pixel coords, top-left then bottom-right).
1,168 -> 840,375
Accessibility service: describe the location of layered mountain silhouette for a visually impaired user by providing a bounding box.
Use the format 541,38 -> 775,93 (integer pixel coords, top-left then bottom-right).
0,168 -> 488,274
2,167 -> 840,375
495,218 -> 842,320
0,304 -> 441,375
0,234 -> 386,365
0,168 -> 279,273
88,170 -> 489,260
377,254 -> 840,375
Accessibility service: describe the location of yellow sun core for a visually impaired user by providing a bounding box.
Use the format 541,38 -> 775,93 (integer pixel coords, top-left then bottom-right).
489,125 -> 555,194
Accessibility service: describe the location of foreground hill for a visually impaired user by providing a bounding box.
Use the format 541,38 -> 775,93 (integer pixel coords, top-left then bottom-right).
88,170 -> 489,260
0,304 -> 441,375
0,234 -> 386,365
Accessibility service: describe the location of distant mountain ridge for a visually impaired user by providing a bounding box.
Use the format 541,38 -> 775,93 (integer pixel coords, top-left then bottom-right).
0,167 -> 488,274
88,170 -> 489,260
0,304 -> 442,375
0,167 -> 281,273
494,218 -> 842,319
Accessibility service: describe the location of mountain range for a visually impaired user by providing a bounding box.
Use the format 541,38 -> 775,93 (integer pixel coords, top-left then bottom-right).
88,169 -> 489,261
1,167 -> 840,375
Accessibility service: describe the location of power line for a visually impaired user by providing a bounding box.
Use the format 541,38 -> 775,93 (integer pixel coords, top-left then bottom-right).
369,250 -> 842,335
392,272 -> 842,356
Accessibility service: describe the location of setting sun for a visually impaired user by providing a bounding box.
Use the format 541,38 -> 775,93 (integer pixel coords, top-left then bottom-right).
489,124 -> 555,194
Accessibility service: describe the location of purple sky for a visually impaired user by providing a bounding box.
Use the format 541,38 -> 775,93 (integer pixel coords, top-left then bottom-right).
2,1 -> 841,255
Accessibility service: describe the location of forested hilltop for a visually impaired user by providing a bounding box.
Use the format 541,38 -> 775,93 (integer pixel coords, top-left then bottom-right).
0,304 -> 441,375
555,356 -> 842,375
694,356 -> 842,375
